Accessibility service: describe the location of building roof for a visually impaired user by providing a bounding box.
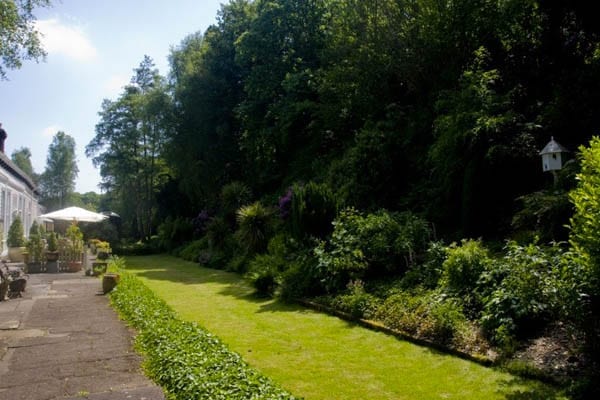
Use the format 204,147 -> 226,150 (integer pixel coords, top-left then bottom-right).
0,151 -> 39,194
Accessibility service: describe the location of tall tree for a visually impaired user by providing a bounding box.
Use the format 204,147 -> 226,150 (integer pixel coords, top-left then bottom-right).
235,0 -> 326,190
168,0 -> 255,209
40,131 -> 78,208
87,56 -> 172,239
11,146 -> 37,181
0,0 -> 50,79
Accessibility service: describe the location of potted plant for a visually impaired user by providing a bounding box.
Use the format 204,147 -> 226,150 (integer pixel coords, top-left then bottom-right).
7,215 -> 26,263
26,232 -> 45,273
46,232 -> 59,259
61,224 -> 84,272
95,240 -> 112,260
45,232 -> 59,272
90,240 -> 111,276
88,238 -> 101,255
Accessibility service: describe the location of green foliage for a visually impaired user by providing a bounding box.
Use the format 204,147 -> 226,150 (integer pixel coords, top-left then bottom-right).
290,182 -> 338,240
235,201 -> 274,253
245,234 -> 289,296
0,0 -> 50,79
40,131 -> 79,209
11,147 -> 36,181
325,125 -> 405,210
65,223 -> 84,254
221,181 -> 252,221
46,231 -> 58,252
199,217 -> 237,271
93,240 -> 112,260
401,241 -> 447,289
439,239 -> 490,306
28,220 -> 40,236
279,244 -> 324,301
479,241 -> 579,349
26,233 -> 45,263
246,253 -> 282,296
113,239 -> 161,256
7,215 -> 25,247
569,137 -> 600,364
86,56 -> 172,240
315,208 -> 431,291
330,280 -> 380,319
157,216 -> 193,251
569,137 -> 600,293
179,238 -> 209,262
512,190 -> 572,242
429,45 -> 541,236
224,252 -> 250,273
395,212 -> 432,265
109,268 -> 297,400
374,289 -> 468,345
205,216 -> 231,251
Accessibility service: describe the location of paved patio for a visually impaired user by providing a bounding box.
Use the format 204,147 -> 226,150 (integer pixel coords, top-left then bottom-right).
0,271 -> 165,400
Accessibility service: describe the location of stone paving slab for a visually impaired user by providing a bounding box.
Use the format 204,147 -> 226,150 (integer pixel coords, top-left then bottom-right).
0,272 -> 165,400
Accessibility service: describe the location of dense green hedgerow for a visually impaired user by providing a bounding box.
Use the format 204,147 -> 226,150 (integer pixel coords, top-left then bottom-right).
110,270 -> 298,400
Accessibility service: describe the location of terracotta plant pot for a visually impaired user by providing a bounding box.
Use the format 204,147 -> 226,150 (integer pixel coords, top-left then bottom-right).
66,261 -> 82,273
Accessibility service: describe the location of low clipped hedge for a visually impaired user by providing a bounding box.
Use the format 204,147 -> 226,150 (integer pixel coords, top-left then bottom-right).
109,270 -> 298,400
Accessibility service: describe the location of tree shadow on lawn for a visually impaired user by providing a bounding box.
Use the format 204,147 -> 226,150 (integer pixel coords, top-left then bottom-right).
127,261 -> 311,315
494,378 -> 567,400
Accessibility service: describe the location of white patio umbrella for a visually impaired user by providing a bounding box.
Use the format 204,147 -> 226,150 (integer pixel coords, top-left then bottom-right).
40,206 -> 108,223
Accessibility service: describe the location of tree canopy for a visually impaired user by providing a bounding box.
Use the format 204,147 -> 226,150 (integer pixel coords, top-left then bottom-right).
0,0 -> 50,79
11,146 -> 36,181
40,131 -> 78,208
87,0 -> 600,240
87,56 -> 172,239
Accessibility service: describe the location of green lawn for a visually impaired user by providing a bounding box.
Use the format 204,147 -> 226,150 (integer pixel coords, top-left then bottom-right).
124,254 -> 566,400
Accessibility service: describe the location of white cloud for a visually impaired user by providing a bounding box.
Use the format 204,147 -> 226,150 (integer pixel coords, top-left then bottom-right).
41,125 -> 62,138
35,19 -> 98,62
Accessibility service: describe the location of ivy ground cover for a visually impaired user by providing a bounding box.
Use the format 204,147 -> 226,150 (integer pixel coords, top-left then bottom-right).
123,255 -> 567,400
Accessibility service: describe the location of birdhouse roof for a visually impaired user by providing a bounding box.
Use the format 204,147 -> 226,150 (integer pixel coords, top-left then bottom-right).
540,137 -> 569,155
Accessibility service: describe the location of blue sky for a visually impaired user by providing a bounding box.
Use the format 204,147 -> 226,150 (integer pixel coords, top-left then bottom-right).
1,0 -> 223,193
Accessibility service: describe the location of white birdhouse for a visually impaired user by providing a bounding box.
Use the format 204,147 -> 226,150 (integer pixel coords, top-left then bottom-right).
540,137 -> 568,172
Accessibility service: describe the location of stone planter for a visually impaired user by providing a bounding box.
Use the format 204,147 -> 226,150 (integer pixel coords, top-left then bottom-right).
102,273 -> 120,294
8,247 -> 26,263
46,261 -> 59,273
0,279 -> 8,301
92,262 -> 108,276
26,262 -> 44,274
45,251 -> 59,262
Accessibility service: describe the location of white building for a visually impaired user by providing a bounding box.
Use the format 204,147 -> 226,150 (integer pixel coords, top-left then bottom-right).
0,150 -> 42,255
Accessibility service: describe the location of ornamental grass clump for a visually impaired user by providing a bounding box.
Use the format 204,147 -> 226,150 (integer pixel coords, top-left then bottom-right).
109,267 -> 297,400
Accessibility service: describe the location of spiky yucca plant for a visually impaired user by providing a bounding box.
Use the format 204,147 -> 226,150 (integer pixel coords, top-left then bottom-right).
236,202 -> 274,253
